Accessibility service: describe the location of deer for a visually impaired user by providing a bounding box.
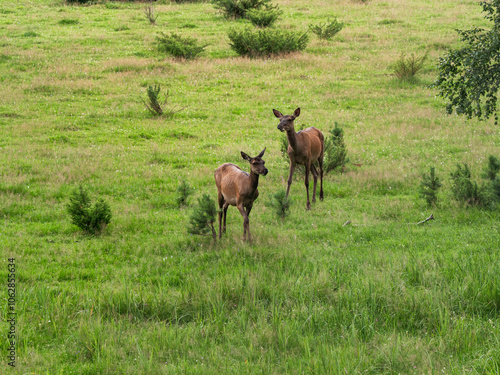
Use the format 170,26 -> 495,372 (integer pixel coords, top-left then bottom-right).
273,107 -> 324,210
214,148 -> 268,242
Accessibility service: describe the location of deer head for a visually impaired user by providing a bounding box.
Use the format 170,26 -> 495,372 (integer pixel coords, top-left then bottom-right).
241,148 -> 268,176
273,107 -> 300,132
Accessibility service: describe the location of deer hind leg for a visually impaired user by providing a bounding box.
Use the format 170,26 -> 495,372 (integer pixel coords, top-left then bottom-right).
311,163 -> 319,203
286,162 -> 296,198
305,163 -> 311,210
317,152 -> 324,201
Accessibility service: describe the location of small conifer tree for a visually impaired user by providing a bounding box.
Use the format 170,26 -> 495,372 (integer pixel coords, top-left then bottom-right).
188,194 -> 218,240
393,51 -> 428,81
419,167 -> 442,206
482,155 -> 500,202
450,163 -> 491,207
67,186 -> 112,235
482,155 -> 500,181
142,85 -> 184,117
266,190 -> 291,220
176,180 -> 193,207
324,123 -> 348,174
309,18 -> 344,40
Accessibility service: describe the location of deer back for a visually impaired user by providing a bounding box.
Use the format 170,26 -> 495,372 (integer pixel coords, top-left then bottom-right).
214,163 -> 257,206
291,127 -> 324,164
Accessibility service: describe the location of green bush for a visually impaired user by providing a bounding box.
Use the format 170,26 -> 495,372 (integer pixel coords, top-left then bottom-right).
66,0 -> 94,4
482,155 -> 500,202
419,167 -> 442,207
176,180 -> 193,207
309,18 -> 344,40
212,0 -> 274,19
266,190 -> 291,220
482,155 -> 500,181
228,27 -> 309,57
187,194 -> 218,240
450,163 -> 492,207
67,186 -> 112,235
142,85 -> 165,116
324,123 -> 348,174
393,51 -> 428,80
156,32 -> 207,59
142,85 -> 185,117
144,3 -> 158,25
246,7 -> 281,27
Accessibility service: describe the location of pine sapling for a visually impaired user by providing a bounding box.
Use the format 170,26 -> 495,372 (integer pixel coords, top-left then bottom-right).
450,163 -> 491,207
176,180 -> 193,207
142,84 -> 184,117
481,155 -> 500,203
481,155 -> 500,181
188,194 -> 218,240
67,186 -> 112,235
266,189 -> 291,220
419,166 -> 442,206
324,123 -> 348,174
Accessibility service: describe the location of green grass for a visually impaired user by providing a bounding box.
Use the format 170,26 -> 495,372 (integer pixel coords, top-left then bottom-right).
1,0 -> 500,373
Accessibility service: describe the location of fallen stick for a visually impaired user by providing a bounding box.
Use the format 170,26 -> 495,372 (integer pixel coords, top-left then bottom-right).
416,214 -> 434,225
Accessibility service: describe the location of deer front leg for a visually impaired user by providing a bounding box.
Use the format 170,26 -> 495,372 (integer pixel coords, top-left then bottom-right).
286,162 -> 296,198
305,162 -> 311,210
218,194 -> 225,239
237,204 -> 250,242
222,203 -> 229,234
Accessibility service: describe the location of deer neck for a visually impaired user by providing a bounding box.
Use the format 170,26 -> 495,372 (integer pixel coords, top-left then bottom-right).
286,125 -> 299,152
248,171 -> 260,193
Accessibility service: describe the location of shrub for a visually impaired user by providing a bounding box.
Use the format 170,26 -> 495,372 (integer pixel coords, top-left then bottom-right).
309,18 -> 344,40
279,133 -> 289,161
66,0 -> 94,4
156,32 -> 207,59
266,190 -> 291,220
228,27 -> 309,57
67,186 -> 112,235
246,7 -> 281,27
323,123 -> 348,174
482,155 -> 500,181
393,51 -> 428,80
419,167 -> 442,207
212,0 -> 275,19
187,194 -> 218,240
450,163 -> 491,207
176,180 -> 193,207
482,155 -> 500,202
142,84 -> 184,117
144,2 -> 158,25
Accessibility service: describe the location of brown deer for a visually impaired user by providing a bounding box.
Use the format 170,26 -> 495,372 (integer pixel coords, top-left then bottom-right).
273,107 -> 324,210
214,148 -> 268,241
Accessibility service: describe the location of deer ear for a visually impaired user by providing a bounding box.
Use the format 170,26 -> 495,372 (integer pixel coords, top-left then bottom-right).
273,109 -> 283,119
293,107 -> 301,118
241,151 -> 251,161
257,147 -> 266,158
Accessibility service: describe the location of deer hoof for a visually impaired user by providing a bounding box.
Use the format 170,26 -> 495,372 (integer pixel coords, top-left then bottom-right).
306,203 -> 311,210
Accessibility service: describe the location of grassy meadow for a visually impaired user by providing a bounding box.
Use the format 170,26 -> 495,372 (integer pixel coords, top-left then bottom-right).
1,0 -> 500,373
